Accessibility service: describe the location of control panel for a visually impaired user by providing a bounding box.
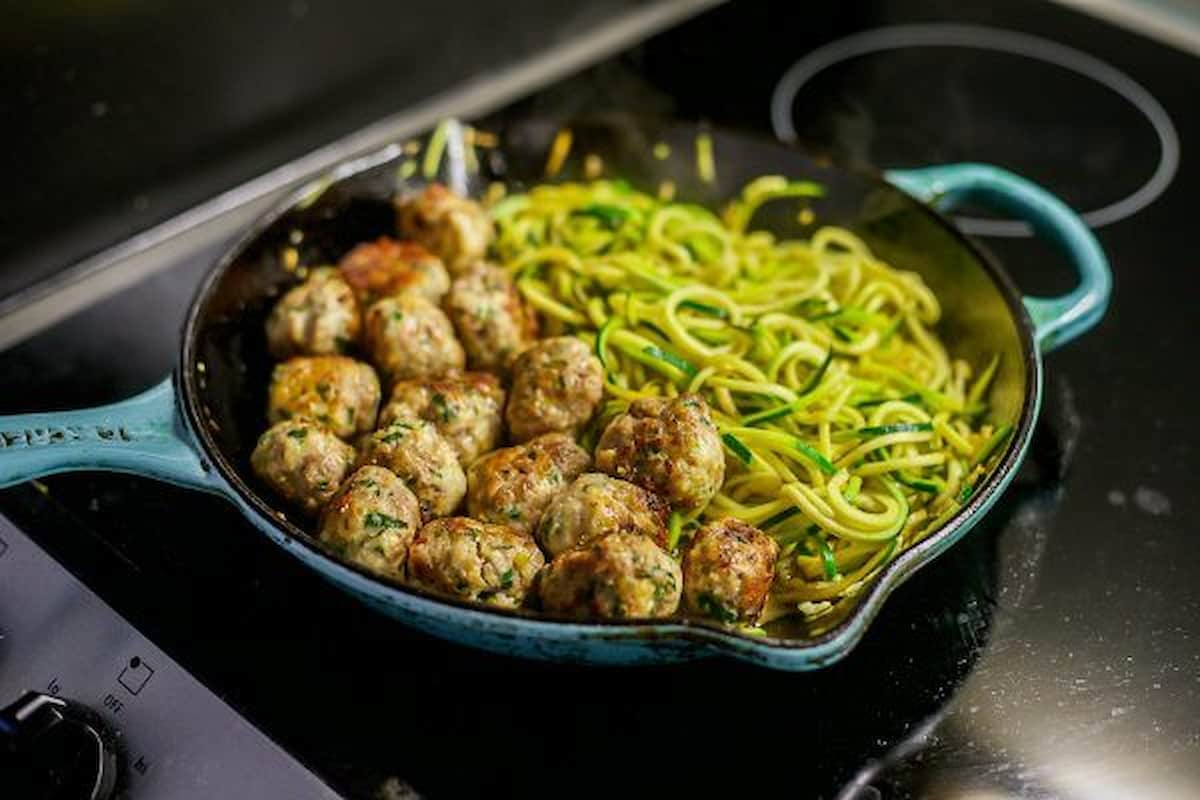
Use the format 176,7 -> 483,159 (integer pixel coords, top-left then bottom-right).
0,514 -> 341,799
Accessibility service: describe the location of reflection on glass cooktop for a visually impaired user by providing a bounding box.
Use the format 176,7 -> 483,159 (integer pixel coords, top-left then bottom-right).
2,0 -> 1199,797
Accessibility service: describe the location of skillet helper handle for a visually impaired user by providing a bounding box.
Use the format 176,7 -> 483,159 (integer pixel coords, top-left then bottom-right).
0,378 -> 218,492
885,163 -> 1112,352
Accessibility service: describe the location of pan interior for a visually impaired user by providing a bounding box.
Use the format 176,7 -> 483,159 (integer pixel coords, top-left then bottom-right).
184,115 -> 1030,642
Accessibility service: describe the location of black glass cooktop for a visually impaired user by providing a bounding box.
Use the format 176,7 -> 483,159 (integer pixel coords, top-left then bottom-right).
3,0 -> 1199,797
0,0 -> 658,303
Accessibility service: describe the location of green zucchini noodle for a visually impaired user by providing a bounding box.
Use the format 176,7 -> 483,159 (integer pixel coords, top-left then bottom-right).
487,175 -> 1012,624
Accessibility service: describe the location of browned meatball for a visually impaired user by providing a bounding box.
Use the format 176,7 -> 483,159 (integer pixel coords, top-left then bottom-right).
408,517 -> 544,608
682,518 -> 778,624
396,183 -> 494,273
536,473 -> 669,558
337,237 -> 450,306
378,372 -> 504,466
318,466 -> 422,579
250,419 -> 356,515
539,531 -> 681,619
362,293 -> 465,385
595,394 -> 725,512
357,420 -> 466,521
505,336 -> 603,443
265,267 -> 360,358
267,356 -> 381,439
443,262 -> 538,374
466,433 -> 590,534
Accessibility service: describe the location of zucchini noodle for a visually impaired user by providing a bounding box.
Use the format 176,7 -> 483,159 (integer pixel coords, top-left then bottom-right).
486,176 -> 1012,623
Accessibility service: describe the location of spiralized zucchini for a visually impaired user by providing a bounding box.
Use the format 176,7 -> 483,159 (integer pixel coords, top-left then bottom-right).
488,176 -> 1012,624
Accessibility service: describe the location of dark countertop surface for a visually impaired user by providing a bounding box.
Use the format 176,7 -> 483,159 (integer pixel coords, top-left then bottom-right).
2,0 -> 1198,798
0,0 -> 667,302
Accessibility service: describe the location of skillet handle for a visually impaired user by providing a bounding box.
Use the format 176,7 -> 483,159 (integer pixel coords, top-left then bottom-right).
885,163 -> 1112,353
0,378 -> 220,493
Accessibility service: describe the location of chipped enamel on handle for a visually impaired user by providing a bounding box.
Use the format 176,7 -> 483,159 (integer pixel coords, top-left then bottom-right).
886,163 -> 1112,352
0,378 -> 220,493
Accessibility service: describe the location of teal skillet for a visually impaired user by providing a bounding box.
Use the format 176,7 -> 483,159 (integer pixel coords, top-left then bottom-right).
0,118 -> 1109,670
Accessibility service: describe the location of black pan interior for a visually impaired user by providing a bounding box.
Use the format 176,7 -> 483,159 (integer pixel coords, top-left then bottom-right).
181,115 -> 1033,640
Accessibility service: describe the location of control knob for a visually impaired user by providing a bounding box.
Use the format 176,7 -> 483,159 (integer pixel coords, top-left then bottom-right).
0,691 -> 121,800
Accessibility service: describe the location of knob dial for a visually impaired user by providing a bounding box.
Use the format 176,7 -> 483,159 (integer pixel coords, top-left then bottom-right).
0,691 -> 121,800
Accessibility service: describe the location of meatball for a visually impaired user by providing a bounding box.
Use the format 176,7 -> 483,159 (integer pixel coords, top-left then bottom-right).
505,336 -> 603,442
318,466 -> 422,579
466,433 -> 590,534
267,356 -> 381,440
443,262 -> 538,374
595,393 -> 725,511
337,236 -> 450,306
396,183 -> 494,273
250,419 -> 356,515
265,267 -> 360,358
378,372 -> 505,466
362,293 -> 465,385
539,531 -> 681,619
408,517 -> 545,608
357,420 -> 466,521
682,518 -> 778,624
536,473 -> 669,558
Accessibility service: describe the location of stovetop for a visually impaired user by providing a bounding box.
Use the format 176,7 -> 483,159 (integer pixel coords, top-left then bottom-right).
3,1 -> 1199,797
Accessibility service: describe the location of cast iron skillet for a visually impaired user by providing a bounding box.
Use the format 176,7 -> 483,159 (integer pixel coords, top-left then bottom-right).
0,116 -> 1110,670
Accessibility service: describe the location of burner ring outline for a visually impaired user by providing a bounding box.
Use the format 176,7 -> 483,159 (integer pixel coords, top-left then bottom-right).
770,23 -> 1180,237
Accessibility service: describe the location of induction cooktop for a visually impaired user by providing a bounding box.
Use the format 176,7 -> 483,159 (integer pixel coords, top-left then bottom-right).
2,1 -> 1198,797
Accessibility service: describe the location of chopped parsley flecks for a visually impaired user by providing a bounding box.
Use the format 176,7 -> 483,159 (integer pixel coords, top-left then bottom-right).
498,568 -> 515,590
363,512 -> 407,530
696,592 -> 738,623
431,392 -> 455,422
287,427 -> 308,440
380,427 -> 409,444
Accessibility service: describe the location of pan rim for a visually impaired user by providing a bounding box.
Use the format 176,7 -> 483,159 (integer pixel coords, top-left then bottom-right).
178,121 -> 1042,661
